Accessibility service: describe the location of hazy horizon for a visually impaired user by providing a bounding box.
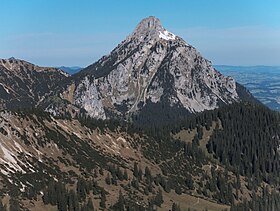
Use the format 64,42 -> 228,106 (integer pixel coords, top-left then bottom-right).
1,0 -> 280,67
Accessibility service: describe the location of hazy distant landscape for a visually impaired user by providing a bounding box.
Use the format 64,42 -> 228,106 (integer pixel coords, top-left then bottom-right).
216,65 -> 280,112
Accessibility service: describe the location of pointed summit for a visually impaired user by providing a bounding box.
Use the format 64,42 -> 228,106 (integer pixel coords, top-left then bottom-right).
63,16 -> 254,121
134,16 -> 163,32
130,16 -> 176,41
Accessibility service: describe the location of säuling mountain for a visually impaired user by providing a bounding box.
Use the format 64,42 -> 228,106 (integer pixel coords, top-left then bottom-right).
45,16 -> 254,123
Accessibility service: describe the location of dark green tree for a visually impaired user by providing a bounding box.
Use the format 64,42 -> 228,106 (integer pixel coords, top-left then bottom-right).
9,198 -> 20,211
124,169 -> 129,180
133,162 -> 139,178
0,200 -> 6,211
172,202 -> 181,211
154,189 -> 164,207
77,177 -> 87,202
145,166 -> 151,178
114,190 -> 125,211
82,198 -> 94,211
100,189 -> 106,209
105,173 -> 111,185
68,190 -> 79,211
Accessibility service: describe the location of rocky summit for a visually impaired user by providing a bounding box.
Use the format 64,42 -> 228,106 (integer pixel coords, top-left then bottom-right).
53,16 -> 252,122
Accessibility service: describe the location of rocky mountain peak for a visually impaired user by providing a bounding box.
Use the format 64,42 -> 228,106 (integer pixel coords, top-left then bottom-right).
52,17 -> 254,122
129,16 -> 176,42
133,16 -> 163,34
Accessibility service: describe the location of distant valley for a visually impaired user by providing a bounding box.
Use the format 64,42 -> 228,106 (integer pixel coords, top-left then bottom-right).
216,65 -> 280,112
58,66 -> 82,75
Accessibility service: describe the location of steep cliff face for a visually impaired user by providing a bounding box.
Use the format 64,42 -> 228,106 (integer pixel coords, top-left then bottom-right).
58,17 -> 246,120
0,58 -> 69,110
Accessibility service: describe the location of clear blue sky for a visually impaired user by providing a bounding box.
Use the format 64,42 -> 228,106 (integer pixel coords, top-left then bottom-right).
0,0 -> 280,67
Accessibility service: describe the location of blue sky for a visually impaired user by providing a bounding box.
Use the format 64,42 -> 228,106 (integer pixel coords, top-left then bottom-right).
0,0 -> 279,67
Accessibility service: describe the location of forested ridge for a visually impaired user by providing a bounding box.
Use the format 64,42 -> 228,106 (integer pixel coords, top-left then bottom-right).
1,102 -> 280,210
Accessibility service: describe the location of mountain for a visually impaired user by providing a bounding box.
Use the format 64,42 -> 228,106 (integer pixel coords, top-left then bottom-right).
58,66 -> 82,75
0,58 -> 69,110
0,16 -> 279,211
51,16 -> 254,124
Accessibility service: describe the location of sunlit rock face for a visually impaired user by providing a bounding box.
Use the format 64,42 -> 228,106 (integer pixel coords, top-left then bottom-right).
63,16 -> 240,119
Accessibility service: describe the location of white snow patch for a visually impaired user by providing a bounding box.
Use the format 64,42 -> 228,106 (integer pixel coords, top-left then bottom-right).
104,144 -> 120,154
159,30 -> 176,41
58,69 -> 70,77
117,137 -> 127,143
32,146 -> 43,162
20,182 -> 27,192
106,134 -> 112,140
1,61 -> 10,70
0,144 -> 28,173
32,146 -> 43,155
54,143 -> 59,149
0,143 -> 18,164
0,169 -> 9,175
45,105 -> 58,116
111,140 -> 120,150
14,142 -> 23,153
73,132 -> 82,139
26,162 -> 36,173
0,83 -> 10,94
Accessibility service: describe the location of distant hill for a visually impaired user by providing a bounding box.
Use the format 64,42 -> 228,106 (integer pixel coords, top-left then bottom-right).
58,66 -> 82,74
215,65 -> 280,112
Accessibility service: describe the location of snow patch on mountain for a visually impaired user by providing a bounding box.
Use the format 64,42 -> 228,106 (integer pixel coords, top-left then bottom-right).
0,83 -> 10,94
0,143 -> 26,173
159,30 -> 176,40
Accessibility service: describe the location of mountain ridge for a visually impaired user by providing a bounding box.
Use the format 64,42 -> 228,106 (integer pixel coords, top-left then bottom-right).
0,58 -> 69,110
